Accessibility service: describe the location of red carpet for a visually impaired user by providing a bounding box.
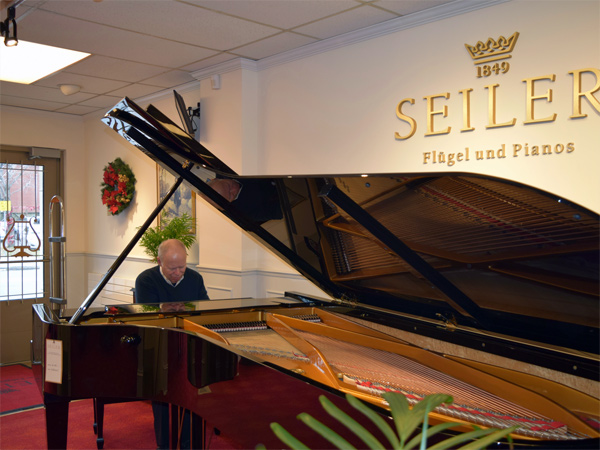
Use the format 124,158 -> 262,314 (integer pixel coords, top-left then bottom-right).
0,364 -> 243,449
0,399 -> 156,449
1,399 -> 238,449
0,364 -> 43,414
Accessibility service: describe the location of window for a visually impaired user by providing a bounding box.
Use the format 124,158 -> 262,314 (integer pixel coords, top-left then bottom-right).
0,161 -> 44,300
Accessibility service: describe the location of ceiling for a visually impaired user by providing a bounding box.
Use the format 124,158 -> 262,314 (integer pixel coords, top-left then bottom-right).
0,0 -> 460,116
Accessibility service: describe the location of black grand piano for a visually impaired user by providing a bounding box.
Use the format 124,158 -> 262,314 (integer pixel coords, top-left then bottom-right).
32,96 -> 599,449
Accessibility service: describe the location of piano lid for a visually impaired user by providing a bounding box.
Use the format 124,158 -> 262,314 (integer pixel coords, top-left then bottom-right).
102,97 -> 599,356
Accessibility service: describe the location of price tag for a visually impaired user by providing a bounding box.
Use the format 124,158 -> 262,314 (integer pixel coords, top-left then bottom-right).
45,339 -> 63,384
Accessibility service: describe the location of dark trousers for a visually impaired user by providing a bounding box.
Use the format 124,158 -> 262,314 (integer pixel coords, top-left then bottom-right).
152,401 -> 191,449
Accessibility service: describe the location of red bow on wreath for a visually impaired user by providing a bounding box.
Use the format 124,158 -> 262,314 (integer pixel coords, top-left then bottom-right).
100,158 -> 136,215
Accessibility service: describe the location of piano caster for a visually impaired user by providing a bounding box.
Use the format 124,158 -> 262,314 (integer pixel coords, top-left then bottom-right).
96,437 -> 104,449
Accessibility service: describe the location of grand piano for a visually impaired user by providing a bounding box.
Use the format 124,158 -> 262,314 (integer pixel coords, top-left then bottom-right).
32,96 -> 599,449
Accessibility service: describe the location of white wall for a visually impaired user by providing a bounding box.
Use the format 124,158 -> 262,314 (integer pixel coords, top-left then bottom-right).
255,0 -> 599,213
194,69 -> 327,298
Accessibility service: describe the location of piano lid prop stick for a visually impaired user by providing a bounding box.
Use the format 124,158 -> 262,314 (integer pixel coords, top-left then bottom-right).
69,169 -> 191,324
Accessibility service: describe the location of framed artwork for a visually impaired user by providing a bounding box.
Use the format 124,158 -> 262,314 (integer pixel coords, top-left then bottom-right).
156,165 -> 196,232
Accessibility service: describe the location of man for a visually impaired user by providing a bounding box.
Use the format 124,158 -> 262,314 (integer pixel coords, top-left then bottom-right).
135,238 -> 208,449
135,238 -> 208,304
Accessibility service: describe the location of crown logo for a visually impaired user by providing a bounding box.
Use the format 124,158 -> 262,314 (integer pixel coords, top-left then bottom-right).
465,32 -> 519,65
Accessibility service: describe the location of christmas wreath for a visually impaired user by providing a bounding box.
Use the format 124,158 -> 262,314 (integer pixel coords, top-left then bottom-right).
100,157 -> 136,215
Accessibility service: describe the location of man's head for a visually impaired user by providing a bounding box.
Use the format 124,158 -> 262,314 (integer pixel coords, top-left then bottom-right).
207,178 -> 241,202
157,239 -> 187,284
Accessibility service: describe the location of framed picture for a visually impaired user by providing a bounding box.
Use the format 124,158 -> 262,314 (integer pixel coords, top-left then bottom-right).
156,165 -> 196,232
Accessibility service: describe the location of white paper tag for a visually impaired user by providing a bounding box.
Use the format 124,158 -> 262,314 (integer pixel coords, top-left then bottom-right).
45,339 -> 63,384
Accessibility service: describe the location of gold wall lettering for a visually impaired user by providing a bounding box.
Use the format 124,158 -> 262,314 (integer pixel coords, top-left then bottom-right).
394,31 -> 598,169
394,68 -> 600,141
423,142 -> 576,167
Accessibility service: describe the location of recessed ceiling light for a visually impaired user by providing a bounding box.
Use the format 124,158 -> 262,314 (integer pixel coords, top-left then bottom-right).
0,40 -> 90,84
59,84 -> 82,95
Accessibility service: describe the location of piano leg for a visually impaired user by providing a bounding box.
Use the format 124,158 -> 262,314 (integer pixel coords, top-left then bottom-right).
93,398 -> 97,434
44,393 -> 69,450
93,398 -> 105,449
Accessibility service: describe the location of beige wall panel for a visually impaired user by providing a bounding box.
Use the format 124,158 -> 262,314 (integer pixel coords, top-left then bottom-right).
255,0 -> 599,212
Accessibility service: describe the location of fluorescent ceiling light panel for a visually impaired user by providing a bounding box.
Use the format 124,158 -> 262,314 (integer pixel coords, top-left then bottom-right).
0,40 -> 90,84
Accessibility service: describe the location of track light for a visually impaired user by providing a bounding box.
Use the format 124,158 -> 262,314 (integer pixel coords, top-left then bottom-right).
0,7 -> 18,47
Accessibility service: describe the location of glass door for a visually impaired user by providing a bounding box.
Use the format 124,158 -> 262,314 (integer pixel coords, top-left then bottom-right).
0,145 -> 61,363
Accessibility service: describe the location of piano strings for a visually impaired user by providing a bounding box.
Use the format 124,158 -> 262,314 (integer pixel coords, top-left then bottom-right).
197,314 -> 591,441
294,329 -> 580,441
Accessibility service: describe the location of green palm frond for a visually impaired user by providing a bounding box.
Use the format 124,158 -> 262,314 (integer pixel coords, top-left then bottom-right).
266,392 -> 518,450
138,213 -> 196,262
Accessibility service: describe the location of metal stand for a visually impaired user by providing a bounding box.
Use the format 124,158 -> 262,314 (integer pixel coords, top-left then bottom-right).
49,195 -> 67,317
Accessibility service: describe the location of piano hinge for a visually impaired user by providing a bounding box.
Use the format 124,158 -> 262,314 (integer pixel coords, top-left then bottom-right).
333,294 -> 359,308
436,312 -> 458,331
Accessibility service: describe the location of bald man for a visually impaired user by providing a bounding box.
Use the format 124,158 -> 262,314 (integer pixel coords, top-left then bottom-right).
134,239 -> 208,449
135,238 -> 208,305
